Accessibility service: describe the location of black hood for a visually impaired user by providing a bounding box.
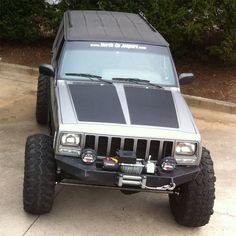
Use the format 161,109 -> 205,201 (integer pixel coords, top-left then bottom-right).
68,83 -> 179,128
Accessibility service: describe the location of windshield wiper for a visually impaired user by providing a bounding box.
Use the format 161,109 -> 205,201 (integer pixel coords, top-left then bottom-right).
65,73 -> 112,84
112,77 -> 162,88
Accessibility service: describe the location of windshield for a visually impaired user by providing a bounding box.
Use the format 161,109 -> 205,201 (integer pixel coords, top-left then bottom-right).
59,42 -> 177,86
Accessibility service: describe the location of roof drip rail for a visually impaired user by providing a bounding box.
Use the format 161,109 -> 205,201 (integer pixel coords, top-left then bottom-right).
138,11 -> 157,32
67,11 -> 73,28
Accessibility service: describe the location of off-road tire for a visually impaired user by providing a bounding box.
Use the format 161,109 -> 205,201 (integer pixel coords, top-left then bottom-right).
23,134 -> 56,214
36,74 -> 49,124
169,147 -> 216,227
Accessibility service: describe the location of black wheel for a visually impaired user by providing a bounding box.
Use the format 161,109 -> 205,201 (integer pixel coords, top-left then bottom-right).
23,134 -> 56,214
169,147 -> 216,227
36,74 -> 49,124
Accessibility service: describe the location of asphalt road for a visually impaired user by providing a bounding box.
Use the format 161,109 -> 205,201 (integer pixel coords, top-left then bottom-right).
0,65 -> 236,236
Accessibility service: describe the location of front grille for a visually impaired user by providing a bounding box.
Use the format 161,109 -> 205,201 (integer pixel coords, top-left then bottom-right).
83,135 -> 174,161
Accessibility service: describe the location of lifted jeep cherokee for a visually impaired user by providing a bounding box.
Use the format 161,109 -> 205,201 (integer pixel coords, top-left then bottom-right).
23,10 -> 215,227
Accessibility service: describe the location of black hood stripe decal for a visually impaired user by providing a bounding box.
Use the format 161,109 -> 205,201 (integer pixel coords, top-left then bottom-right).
69,84 -> 126,124
68,83 -> 179,128
124,86 -> 179,128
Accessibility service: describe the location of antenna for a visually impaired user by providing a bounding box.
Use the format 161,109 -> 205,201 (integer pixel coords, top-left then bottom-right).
138,11 -> 157,32
68,11 -> 72,28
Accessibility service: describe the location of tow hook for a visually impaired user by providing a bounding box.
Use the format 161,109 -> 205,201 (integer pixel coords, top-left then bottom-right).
143,178 -> 176,191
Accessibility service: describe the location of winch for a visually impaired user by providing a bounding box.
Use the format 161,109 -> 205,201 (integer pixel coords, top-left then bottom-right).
102,150 -> 176,190
102,150 -> 156,175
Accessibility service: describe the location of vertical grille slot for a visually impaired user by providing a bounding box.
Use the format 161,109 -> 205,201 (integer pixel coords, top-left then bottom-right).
84,135 -> 95,149
84,135 -> 173,160
107,137 -> 112,155
162,141 -> 173,157
97,136 -> 108,156
145,140 -> 151,159
124,138 -> 134,151
149,140 -> 160,161
136,139 -> 147,159
110,138 -> 121,156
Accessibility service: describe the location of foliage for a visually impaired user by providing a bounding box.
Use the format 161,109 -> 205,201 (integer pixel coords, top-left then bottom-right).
98,0 -> 236,63
207,0 -> 236,63
0,0 -> 45,42
0,0 -> 235,63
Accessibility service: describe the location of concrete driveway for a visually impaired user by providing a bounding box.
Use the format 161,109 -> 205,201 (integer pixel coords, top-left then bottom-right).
0,63 -> 236,236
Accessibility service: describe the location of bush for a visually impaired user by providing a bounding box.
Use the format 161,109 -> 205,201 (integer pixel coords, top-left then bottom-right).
0,0 -> 235,63
0,0 -> 45,42
209,30 -> 236,64
98,0 -> 236,63
207,0 -> 236,64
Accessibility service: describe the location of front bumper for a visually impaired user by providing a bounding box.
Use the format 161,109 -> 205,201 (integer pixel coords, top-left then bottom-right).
55,155 -> 200,189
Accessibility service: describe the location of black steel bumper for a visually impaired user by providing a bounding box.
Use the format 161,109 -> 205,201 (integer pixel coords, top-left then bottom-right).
55,155 -> 200,188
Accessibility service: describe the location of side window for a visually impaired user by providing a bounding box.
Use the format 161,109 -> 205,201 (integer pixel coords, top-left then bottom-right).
56,36 -> 64,61
52,20 -> 63,51
52,36 -> 64,77
52,32 -> 64,68
52,20 -> 64,68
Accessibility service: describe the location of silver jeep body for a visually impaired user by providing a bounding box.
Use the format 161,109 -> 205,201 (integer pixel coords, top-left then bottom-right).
53,80 -> 201,165
48,10 -> 202,190
23,11 -> 215,226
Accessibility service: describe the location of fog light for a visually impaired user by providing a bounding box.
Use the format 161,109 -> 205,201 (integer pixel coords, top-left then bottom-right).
161,156 -> 177,172
81,149 -> 96,164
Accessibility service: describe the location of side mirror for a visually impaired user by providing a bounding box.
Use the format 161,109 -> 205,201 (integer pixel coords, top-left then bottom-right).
179,73 -> 194,85
39,64 -> 54,77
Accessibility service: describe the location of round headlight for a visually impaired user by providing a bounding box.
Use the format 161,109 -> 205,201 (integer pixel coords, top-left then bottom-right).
61,133 -> 80,146
175,142 -> 196,156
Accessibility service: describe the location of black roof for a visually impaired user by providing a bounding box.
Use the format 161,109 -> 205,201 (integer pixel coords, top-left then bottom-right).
64,10 -> 169,46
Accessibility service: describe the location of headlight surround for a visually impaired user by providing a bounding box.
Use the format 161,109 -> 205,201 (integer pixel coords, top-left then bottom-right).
61,133 -> 81,146
175,142 -> 196,156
